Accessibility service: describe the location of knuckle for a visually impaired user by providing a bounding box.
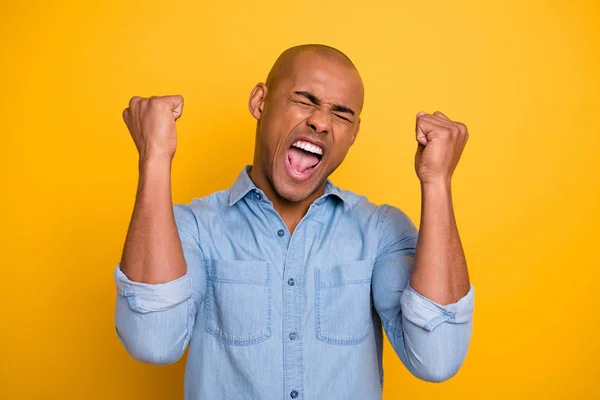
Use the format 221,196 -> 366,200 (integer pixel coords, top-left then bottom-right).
128,96 -> 141,108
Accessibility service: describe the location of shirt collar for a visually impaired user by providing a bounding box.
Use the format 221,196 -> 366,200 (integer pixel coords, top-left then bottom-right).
229,166 -> 354,209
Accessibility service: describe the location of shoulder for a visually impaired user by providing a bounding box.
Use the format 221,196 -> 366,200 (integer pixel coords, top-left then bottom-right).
334,186 -> 417,250
173,188 -> 232,227
331,186 -> 414,230
376,204 -> 416,234
180,188 -> 230,212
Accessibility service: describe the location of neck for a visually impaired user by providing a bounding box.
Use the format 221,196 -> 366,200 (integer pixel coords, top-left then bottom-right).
249,167 -> 325,234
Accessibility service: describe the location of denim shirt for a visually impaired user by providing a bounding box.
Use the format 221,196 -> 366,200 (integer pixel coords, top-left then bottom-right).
114,166 -> 474,400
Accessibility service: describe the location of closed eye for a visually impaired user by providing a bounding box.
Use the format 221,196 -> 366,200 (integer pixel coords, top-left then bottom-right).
290,97 -> 316,108
334,114 -> 351,122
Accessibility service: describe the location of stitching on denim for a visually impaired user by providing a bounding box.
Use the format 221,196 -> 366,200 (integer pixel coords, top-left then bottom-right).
204,257 -> 270,285
317,325 -> 373,345
315,268 -> 322,340
422,313 -> 452,331
207,277 -> 267,286
266,259 -> 272,339
297,266 -> 305,399
185,273 -> 194,343
204,261 -> 272,346
376,205 -> 390,258
122,293 -> 140,313
378,312 -> 404,338
315,268 -> 373,345
318,278 -> 372,288
204,266 -> 213,340
206,327 -> 271,346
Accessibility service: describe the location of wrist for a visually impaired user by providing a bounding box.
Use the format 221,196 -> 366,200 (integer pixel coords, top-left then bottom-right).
138,150 -> 173,168
420,178 -> 451,190
420,180 -> 452,203
138,155 -> 173,181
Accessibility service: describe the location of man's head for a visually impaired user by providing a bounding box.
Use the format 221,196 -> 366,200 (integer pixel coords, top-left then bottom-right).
248,44 -> 364,204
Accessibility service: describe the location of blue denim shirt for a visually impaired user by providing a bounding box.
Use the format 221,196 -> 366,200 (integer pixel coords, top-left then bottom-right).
114,166 -> 474,400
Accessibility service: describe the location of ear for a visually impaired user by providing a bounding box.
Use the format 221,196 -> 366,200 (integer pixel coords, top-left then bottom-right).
350,118 -> 361,145
249,83 -> 268,120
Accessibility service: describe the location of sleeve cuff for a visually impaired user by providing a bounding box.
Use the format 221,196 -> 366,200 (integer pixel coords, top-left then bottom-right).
114,264 -> 192,314
400,283 -> 474,331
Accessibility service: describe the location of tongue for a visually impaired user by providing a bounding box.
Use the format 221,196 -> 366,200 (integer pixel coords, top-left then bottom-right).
288,147 -> 320,174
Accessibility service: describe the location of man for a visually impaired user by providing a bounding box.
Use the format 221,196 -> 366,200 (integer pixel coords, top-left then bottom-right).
115,44 -> 474,400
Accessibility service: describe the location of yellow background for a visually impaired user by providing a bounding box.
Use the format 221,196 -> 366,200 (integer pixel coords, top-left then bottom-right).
1,0 -> 599,398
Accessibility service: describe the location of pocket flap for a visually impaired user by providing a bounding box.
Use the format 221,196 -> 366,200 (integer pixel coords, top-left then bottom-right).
317,259 -> 374,288
205,258 -> 269,285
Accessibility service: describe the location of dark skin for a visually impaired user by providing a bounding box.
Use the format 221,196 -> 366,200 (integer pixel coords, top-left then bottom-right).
247,48 -> 364,234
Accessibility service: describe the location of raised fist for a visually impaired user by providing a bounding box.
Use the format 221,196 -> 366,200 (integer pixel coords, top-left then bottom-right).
414,111 -> 469,185
122,95 -> 184,160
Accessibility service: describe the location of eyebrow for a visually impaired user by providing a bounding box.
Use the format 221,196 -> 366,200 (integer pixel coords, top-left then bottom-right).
293,91 -> 355,116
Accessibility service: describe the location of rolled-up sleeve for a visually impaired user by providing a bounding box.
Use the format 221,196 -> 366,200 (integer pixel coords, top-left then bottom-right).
114,204 -> 205,365
372,205 -> 474,383
401,283 -> 474,332
114,264 -> 192,313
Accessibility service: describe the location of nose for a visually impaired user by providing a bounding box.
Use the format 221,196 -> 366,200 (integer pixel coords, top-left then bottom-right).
306,109 -> 330,134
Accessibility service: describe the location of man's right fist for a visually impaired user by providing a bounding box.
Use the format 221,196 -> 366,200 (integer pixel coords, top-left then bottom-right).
122,95 -> 184,160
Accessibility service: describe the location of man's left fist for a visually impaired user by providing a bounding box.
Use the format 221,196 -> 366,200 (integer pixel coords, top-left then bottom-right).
414,111 -> 469,185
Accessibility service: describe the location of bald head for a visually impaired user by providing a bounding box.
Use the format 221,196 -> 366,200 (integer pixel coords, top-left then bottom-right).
247,44 -> 365,204
265,44 -> 362,94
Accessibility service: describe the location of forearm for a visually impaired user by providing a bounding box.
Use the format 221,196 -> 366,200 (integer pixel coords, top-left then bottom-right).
119,155 -> 186,283
410,182 -> 470,304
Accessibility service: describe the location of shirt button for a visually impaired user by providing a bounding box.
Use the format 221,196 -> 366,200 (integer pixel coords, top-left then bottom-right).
289,332 -> 297,340
287,278 -> 295,286
290,390 -> 298,399
255,192 -> 262,200
277,229 -> 285,237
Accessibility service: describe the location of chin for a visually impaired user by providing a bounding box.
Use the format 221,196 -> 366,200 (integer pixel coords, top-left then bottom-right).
272,177 -> 322,203
276,185 -> 318,203
271,163 -> 327,203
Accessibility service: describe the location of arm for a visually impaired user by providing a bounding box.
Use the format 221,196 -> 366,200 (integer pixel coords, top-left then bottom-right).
410,182 -> 470,304
115,204 -> 204,365
120,95 -> 186,284
410,110 -> 471,304
120,154 -> 186,283
372,111 -> 474,382
114,96 -> 204,365
372,205 -> 474,383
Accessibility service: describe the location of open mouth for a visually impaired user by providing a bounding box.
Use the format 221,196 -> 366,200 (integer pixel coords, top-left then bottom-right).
287,140 -> 323,177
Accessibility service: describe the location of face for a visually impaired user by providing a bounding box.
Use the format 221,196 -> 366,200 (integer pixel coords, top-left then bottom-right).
249,51 -> 364,203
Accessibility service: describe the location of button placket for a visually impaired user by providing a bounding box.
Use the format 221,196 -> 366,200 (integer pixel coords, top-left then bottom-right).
282,210 -> 306,400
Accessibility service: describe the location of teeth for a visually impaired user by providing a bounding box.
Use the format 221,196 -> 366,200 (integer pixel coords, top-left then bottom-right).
292,140 -> 323,156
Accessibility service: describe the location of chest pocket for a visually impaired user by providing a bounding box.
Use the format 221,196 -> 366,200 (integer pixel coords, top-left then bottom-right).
205,258 -> 271,346
315,260 -> 374,345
